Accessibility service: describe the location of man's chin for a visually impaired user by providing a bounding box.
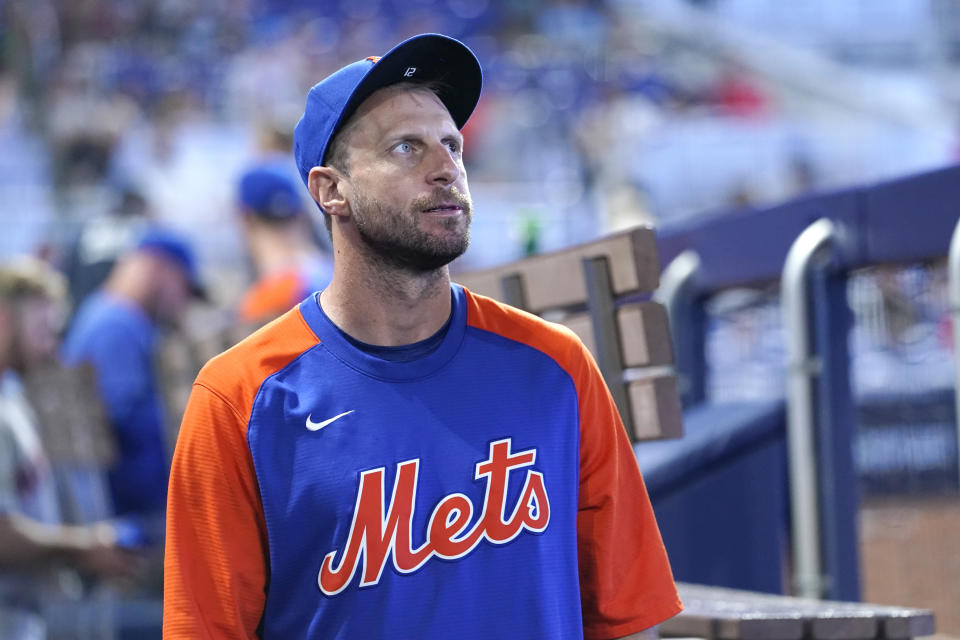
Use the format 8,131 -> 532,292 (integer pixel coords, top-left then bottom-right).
374,240 -> 469,273
396,243 -> 469,272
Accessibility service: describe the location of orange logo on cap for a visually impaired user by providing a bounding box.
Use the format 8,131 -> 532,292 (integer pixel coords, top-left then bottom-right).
365,56 -> 381,63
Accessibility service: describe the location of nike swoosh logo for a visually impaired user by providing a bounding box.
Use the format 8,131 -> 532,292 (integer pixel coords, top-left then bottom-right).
306,410 -> 355,431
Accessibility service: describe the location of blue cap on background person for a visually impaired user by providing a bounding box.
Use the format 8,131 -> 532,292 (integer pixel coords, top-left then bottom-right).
293,33 -> 483,199
135,227 -> 206,300
238,165 -> 304,221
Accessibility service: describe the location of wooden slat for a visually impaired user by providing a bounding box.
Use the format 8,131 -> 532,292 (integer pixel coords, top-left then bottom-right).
554,315 -> 683,441
881,610 -> 937,639
23,363 -> 115,466
520,227 -> 660,312
663,583 -> 936,640
453,267 -> 504,300
560,302 -> 674,369
628,374 -> 684,441
157,335 -> 203,446
808,616 -> 878,640
621,302 -> 673,366
559,313 -> 595,353
714,615 -> 804,640
454,226 -> 660,312
661,614 -> 716,639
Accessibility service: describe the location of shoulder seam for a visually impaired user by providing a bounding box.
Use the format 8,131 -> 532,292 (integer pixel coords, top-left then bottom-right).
467,318 -> 584,375
295,304 -> 321,343
193,380 -> 248,424
466,322 -> 583,384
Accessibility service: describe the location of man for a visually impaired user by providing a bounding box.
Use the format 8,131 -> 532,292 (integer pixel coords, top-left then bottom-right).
62,228 -> 204,522
235,163 -> 333,325
0,258 -> 137,638
165,34 -> 681,639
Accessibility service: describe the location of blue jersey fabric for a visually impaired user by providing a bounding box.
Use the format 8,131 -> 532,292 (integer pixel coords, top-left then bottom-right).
332,297 -> 452,362
248,285 -> 584,638
61,292 -> 168,516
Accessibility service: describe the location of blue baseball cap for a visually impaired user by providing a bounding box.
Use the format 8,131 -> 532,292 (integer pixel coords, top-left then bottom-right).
238,165 -> 303,220
293,33 -> 483,193
135,227 -> 206,300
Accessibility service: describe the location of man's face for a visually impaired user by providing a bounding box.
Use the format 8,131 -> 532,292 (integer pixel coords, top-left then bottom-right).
8,296 -> 62,372
151,258 -> 191,325
340,86 -> 473,271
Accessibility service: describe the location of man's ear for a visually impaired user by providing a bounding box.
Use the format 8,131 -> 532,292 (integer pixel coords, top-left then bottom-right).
309,166 -> 349,218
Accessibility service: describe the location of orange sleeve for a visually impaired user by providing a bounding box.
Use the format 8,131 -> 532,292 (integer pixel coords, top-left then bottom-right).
163,381 -> 268,639
164,309 -> 320,639
573,340 -> 682,640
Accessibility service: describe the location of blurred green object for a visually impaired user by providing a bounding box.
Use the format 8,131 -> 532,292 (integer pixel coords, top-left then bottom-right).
520,211 -> 542,257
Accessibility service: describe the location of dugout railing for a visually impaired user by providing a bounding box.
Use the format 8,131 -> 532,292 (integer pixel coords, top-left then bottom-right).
653,164 -> 959,608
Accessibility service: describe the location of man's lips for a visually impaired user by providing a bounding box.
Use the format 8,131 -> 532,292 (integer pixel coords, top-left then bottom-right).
421,204 -> 463,215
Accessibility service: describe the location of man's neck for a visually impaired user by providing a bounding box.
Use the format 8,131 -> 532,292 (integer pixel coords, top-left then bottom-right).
247,221 -> 318,276
103,278 -> 148,316
102,256 -> 154,318
320,256 -> 452,347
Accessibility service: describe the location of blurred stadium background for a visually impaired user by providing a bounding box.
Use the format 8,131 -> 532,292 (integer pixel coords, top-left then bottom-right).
5,0 -> 960,274
2,0 -> 960,638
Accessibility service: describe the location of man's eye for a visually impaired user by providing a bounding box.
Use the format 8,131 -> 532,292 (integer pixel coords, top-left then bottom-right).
446,141 -> 461,154
394,142 -> 412,153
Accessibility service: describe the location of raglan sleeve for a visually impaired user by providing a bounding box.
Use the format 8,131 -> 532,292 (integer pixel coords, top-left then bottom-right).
163,381 -> 269,639
573,341 -> 683,640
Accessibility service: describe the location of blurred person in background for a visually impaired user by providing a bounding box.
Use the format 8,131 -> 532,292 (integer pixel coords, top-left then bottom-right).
0,258 -> 138,640
62,186 -> 153,312
60,229 -> 204,532
235,163 -> 333,325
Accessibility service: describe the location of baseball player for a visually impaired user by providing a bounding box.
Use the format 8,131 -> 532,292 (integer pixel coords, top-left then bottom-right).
235,163 -> 334,325
164,33 -> 681,639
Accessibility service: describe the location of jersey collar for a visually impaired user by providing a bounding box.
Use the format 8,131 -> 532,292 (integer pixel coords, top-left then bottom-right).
298,283 -> 467,381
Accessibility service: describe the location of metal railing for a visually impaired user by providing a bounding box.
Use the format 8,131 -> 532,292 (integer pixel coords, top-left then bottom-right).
949,216 -> 960,488
781,218 -> 838,599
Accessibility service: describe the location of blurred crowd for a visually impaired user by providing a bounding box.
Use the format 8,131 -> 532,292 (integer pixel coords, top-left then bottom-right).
4,0 -> 956,271
2,0 -> 787,283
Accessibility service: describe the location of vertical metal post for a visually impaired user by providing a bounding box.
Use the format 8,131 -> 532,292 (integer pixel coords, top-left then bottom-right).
655,251 -> 705,406
583,256 -> 634,440
781,218 -> 836,599
500,273 -> 527,310
810,264 -> 860,601
949,217 -> 960,488
658,251 -> 701,327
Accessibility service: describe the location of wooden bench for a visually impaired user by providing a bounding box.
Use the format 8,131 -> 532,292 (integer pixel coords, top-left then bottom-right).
665,583 -> 936,640
454,226 -> 684,442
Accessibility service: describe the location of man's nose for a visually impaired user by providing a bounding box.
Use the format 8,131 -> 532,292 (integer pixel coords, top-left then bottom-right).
425,144 -> 461,186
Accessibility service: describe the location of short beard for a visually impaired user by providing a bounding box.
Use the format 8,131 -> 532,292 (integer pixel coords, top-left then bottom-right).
352,187 -> 472,273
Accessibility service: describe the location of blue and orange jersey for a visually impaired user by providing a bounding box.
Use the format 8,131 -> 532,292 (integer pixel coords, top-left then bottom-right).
164,284 -> 681,639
